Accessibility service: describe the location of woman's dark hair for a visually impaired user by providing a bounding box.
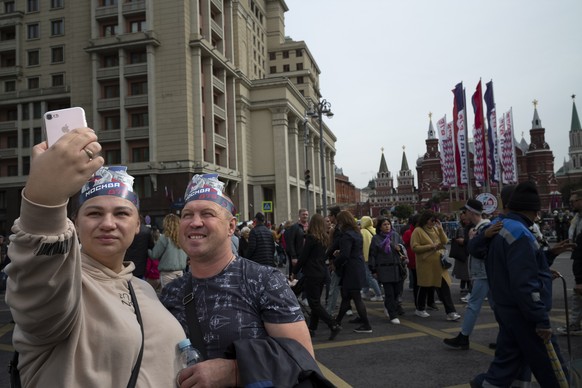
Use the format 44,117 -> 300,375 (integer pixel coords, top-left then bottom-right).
417,210 -> 436,227
336,210 -> 359,232
409,214 -> 419,227
375,216 -> 391,235
307,214 -> 328,246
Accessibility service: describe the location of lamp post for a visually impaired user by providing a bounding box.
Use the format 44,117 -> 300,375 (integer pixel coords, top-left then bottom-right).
302,117 -> 310,214
307,99 -> 334,216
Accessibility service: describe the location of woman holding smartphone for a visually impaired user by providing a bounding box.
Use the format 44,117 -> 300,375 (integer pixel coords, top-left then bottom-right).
411,210 -> 461,321
5,128 -> 185,387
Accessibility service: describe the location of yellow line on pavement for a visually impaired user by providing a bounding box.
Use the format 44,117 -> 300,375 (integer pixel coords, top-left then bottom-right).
313,331 -> 427,350
317,361 -> 352,388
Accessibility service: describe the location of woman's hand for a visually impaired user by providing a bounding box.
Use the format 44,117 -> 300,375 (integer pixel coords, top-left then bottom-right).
177,359 -> 237,388
24,128 -> 103,206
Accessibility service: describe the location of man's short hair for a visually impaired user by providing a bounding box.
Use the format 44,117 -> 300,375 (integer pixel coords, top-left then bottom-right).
328,206 -> 341,217
255,212 -> 265,222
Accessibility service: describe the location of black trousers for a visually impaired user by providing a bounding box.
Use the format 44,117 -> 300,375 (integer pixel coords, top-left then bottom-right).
417,278 -> 454,313
336,289 -> 370,326
303,276 -> 335,330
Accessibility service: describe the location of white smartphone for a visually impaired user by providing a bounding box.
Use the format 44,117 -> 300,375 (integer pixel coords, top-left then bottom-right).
43,107 -> 87,147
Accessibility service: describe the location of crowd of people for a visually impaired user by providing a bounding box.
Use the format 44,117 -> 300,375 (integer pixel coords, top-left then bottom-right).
0,126 -> 576,387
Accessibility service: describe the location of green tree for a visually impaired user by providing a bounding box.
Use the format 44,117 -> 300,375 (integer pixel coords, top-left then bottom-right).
392,204 -> 414,221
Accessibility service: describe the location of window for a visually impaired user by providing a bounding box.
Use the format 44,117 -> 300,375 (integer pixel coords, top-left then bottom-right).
283,64 -> 290,72
102,53 -> 119,67
297,76 -> 304,84
33,102 -> 41,119
27,0 -> 39,12
269,66 -> 276,74
130,111 -> 148,127
4,2 -> 15,13
51,0 -> 63,9
101,0 -> 118,5
6,108 -> 17,120
296,49 -> 303,57
0,27 -> 16,41
51,73 -> 64,87
7,134 -> 17,148
27,23 -> 40,39
33,127 -> 42,144
51,19 -> 64,36
296,63 -> 303,71
102,82 -> 120,98
128,50 -> 146,64
0,51 -> 16,66
103,113 -> 120,130
7,164 -> 18,177
22,129 -> 30,148
104,149 -> 121,164
129,20 -> 146,33
269,52 -> 275,60
133,175 -> 152,199
282,50 -> 289,59
131,147 -> 149,162
5,81 -> 15,92
23,156 -> 30,176
51,46 -> 64,63
102,23 -> 118,37
27,77 -> 39,89
27,50 -> 40,66
129,79 -> 147,95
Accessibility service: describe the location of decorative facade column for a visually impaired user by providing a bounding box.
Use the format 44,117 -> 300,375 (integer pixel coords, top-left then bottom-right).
272,108 -> 292,222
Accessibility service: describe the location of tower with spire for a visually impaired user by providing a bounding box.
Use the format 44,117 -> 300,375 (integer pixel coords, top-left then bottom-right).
416,114 -> 445,209
397,146 -> 415,195
556,95 -> 582,198
368,148 -> 395,216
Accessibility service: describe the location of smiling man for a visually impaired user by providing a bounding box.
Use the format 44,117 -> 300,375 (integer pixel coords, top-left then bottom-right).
160,174 -> 331,388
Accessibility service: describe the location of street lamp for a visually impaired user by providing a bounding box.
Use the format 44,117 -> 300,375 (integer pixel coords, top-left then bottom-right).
307,99 -> 334,216
302,116 -> 310,214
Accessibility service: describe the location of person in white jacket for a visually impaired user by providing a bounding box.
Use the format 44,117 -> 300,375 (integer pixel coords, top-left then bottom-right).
6,127 -> 185,387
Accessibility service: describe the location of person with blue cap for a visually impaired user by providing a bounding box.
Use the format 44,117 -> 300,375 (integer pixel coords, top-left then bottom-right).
5,127 -> 185,387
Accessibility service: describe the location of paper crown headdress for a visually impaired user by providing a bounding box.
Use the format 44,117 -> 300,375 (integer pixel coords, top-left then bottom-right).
79,166 -> 139,208
184,174 -> 235,215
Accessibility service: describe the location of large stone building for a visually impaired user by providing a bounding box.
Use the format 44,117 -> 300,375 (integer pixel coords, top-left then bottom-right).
0,0 -> 336,234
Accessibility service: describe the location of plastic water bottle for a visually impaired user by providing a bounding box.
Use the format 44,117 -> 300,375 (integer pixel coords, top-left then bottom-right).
177,338 -> 203,368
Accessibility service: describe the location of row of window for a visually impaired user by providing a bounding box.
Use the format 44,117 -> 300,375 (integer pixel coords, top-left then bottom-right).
100,19 -> 146,37
270,63 -> 304,73
26,46 -> 64,67
27,19 -> 65,40
100,78 -> 148,98
269,49 -> 303,61
101,50 -> 147,68
4,73 -> 64,93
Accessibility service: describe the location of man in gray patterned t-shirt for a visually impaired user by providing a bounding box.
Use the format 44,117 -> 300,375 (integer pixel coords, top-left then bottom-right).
162,174 -> 314,387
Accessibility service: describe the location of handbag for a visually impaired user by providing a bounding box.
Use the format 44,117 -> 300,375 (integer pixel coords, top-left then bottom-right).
440,251 -> 453,270
449,239 -> 467,263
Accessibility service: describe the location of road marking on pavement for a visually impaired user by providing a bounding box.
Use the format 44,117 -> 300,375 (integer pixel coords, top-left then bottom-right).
317,362 -> 352,388
314,332 -> 427,350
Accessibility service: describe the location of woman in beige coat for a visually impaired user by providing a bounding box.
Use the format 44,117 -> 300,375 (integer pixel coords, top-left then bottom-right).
411,210 -> 460,321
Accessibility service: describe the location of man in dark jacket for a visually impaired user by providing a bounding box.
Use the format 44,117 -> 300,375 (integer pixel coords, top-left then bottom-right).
285,208 -> 309,270
125,220 -> 154,278
471,182 -> 568,387
247,212 -> 276,267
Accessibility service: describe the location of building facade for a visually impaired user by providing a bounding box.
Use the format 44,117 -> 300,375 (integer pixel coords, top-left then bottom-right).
0,0 -> 336,234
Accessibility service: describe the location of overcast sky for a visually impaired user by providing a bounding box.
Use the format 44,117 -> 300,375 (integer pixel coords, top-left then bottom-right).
284,0 -> 582,189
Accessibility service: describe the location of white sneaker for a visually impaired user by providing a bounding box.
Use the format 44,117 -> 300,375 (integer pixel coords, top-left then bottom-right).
390,318 -> 401,325
415,310 -> 430,318
460,293 -> 470,303
370,296 -> 384,302
346,309 -> 353,316
447,312 -> 461,321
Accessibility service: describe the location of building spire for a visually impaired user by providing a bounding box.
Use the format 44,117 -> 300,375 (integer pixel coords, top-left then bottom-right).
378,147 -> 389,173
427,112 -> 436,139
571,94 -> 581,132
532,99 -> 542,129
400,146 -> 409,171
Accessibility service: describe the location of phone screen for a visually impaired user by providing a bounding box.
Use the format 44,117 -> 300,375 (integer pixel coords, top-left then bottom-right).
43,107 -> 87,147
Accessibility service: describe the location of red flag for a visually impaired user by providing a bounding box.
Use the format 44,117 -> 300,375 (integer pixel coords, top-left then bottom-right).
471,80 -> 487,183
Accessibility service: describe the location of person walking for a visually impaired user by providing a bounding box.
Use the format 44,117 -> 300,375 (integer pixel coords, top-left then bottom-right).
471,182 -> 568,387
333,211 -> 372,334
369,216 -> 407,324
360,216 -> 383,302
149,214 -> 188,288
292,214 -> 342,340
411,210 -> 460,321
443,199 -> 490,349
247,212 -> 276,267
